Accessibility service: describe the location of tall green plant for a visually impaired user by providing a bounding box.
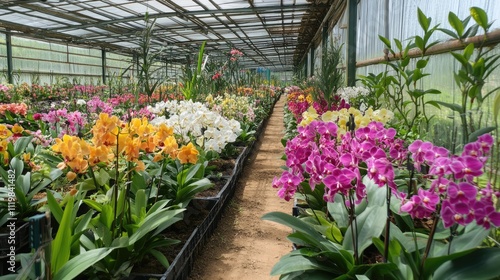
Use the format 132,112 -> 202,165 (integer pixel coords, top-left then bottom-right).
435,7 -> 500,145
137,13 -> 165,105
376,8 -> 441,141
314,40 -> 344,108
180,41 -> 206,101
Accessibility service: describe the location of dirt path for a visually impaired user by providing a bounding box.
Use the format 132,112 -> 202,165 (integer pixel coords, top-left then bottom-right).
189,95 -> 292,280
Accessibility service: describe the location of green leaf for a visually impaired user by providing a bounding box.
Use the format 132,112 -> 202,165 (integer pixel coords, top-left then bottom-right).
450,52 -> 468,67
394,39 -> 402,52
470,7 -> 489,30
95,169 -> 110,187
439,28 -> 459,39
134,189 -> 147,217
74,209 -> 94,234
416,59 -> 428,69
378,35 -> 391,49
423,248 -> 476,279
448,225 -> 490,254
401,56 -> 410,67
270,252 -> 339,276
128,208 -> 185,244
424,89 -> 441,94
493,90 -> 500,121
463,43 -> 475,60
468,126 -> 496,143
414,36 -> 425,52
51,195 -> 74,273
262,212 -> 339,252
433,248 -> 500,280
343,204 -> 386,255
52,248 -> 115,280
46,191 -> 64,224
417,8 -> 430,31
83,199 -> 103,212
79,178 -> 97,191
10,157 -> 23,179
433,101 -> 464,114
448,12 -> 464,37
13,136 -> 33,156
149,249 -> 170,268
328,196 -> 349,228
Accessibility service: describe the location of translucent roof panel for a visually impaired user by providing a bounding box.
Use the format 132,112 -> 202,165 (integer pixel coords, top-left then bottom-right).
0,0 -> 343,71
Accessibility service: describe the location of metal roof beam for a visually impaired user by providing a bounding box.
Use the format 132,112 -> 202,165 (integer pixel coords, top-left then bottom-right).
48,4 -> 328,31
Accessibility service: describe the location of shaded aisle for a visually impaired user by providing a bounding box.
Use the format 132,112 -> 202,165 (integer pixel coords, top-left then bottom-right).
189,95 -> 292,280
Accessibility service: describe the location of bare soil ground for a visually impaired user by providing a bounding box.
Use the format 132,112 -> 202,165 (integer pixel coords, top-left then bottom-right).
188,96 -> 292,280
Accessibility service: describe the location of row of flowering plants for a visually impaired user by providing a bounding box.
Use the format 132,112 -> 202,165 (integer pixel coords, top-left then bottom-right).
0,79 -> 280,278
263,83 -> 500,279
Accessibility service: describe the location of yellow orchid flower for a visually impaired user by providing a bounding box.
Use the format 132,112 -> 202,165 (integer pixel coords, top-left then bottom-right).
177,142 -> 199,164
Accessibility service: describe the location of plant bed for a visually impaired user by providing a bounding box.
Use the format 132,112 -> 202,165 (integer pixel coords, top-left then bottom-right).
128,145 -> 251,279
128,198 -> 218,278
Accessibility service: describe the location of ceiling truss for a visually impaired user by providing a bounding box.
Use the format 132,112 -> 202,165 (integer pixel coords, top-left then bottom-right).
0,0 -> 346,72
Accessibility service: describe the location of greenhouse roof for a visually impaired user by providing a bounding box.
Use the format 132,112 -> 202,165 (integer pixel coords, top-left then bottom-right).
0,0 -> 345,72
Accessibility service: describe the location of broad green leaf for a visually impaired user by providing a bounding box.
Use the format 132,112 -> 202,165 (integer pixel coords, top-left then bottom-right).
463,43 -> 475,60
46,191 -> 63,224
129,208 -> 185,244
79,178 -> 97,191
270,252 -> 339,276
21,172 -> 30,195
378,35 -> 391,49
11,157 -> 23,179
451,52 -> 468,66
468,126 -> 496,143
423,248 -> 476,279
262,212 -> 339,252
416,59 -> 428,69
51,195 -> 74,273
417,8 -> 430,31
394,39 -> 403,52
342,203 -> 386,255
414,36 -> 425,52
324,224 -> 343,244
433,248 -> 500,280
448,12 -> 463,37
177,178 -> 213,204
13,136 -> 33,156
470,7 -> 489,30
401,56 -> 410,67
149,249 -> 170,268
95,169 -> 110,187
53,248 -> 114,280
74,209 -> 94,234
439,225 -> 490,255
328,196 -> 349,228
